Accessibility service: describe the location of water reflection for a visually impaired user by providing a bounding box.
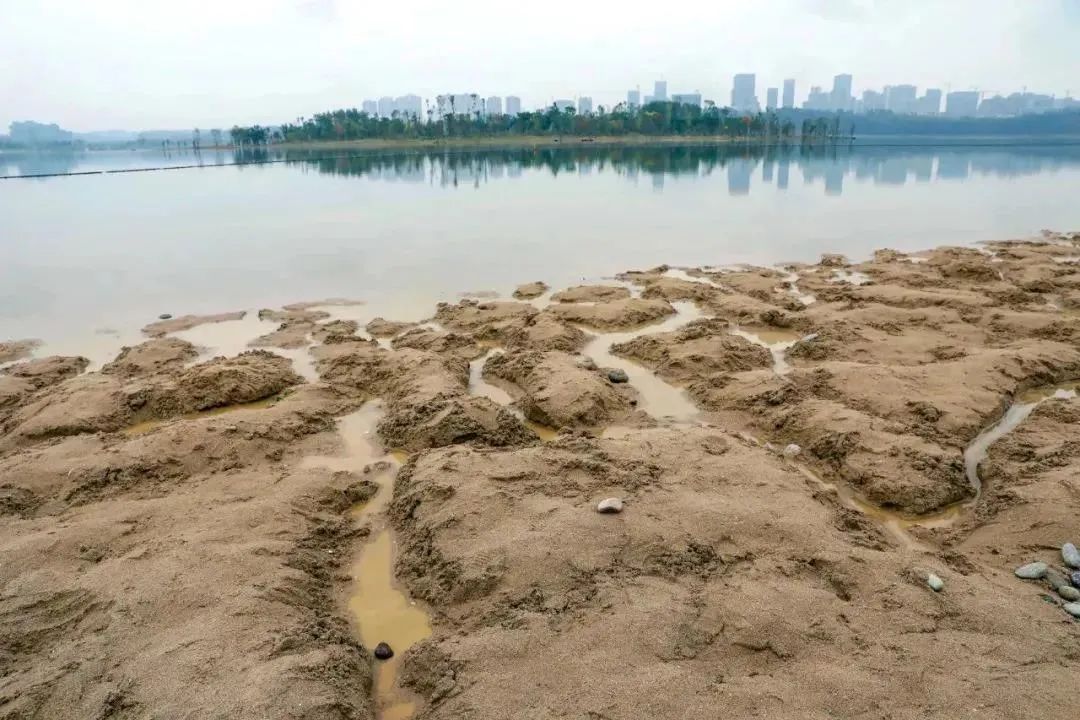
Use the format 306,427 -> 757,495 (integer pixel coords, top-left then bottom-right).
4,142 -> 1079,197
265,143 -> 1080,197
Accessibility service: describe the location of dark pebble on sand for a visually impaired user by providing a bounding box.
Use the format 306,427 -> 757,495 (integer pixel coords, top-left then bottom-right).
1072,571 -> 1080,588
158,313 -> 172,320
607,369 -> 629,384
373,642 -> 394,660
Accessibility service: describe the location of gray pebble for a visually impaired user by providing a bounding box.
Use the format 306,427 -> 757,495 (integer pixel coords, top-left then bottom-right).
926,573 -> 944,592
607,368 -> 629,384
1014,561 -> 1048,579
1064,602 -> 1080,619
596,497 -> 623,514
1073,571 -> 1080,588
373,642 -> 394,660
1058,586 -> 1080,602
1045,568 -> 1069,591
158,313 -> 173,320
1062,543 -> 1080,569
782,443 -> 802,458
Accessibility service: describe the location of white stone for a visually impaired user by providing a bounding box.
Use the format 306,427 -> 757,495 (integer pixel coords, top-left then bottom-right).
927,573 -> 944,592
1064,602 -> 1080,619
1061,542 -> 1080,569
1058,586 -> 1080,602
596,497 -> 623,514
782,443 -> 802,458
1014,561 -> 1048,579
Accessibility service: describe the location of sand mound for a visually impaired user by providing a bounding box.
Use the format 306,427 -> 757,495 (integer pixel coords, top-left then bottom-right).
389,427 -> 1079,719
549,297 -> 676,330
101,338 -> 199,378
484,350 -> 635,429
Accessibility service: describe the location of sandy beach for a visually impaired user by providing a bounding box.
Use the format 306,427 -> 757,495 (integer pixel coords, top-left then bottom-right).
2,230 -> 1080,719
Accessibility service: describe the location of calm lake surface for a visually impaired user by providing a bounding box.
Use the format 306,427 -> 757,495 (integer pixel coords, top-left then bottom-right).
2,141 -> 1079,357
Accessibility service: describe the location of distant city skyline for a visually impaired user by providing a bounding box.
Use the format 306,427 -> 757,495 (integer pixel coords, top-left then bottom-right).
2,0 -> 1077,131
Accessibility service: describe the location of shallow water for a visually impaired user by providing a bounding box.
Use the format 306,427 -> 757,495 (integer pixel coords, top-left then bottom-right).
964,381 -> 1080,495
4,143 -> 1080,352
466,348 -> 561,441
122,397 -> 279,435
301,403 -> 432,718
581,301 -> 704,422
729,326 -> 806,375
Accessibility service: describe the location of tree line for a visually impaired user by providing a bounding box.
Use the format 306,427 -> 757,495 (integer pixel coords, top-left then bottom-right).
220,102 -> 1080,147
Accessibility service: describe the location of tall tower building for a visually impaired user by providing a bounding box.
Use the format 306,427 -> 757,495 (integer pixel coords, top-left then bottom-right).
766,88 -> 779,111
627,89 -> 641,108
782,79 -> 795,109
505,96 -> 522,115
578,97 -> 593,115
732,74 -> 758,112
654,80 -> 668,102
831,74 -> 853,111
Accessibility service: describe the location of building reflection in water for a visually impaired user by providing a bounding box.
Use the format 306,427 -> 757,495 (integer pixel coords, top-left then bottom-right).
267,142 -> 1079,197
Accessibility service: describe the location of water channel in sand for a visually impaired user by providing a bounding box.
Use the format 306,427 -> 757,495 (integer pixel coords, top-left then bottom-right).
300,402 -> 431,720
728,326 -> 810,376
963,381 -> 1080,496
580,301 -> 705,423
467,348 -> 559,441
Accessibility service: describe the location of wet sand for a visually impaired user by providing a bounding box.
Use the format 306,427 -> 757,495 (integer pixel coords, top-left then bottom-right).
2,229 -> 1080,719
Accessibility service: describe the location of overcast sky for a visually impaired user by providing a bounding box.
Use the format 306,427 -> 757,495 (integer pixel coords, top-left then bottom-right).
2,0 -> 1077,131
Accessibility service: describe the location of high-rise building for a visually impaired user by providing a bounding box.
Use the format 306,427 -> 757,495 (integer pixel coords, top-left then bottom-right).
918,88 -> 942,115
578,96 -> 593,115
766,87 -> 778,111
803,86 -> 830,110
627,89 -> 640,108
396,94 -> 422,120
485,96 -> 503,116
505,96 -> 522,115
945,90 -> 979,117
831,74 -> 853,111
885,85 -> 918,114
361,100 -> 378,115
782,79 -> 795,109
731,74 -> 758,112
861,90 -> 886,111
671,93 -> 702,107
553,99 -> 575,112
654,80 -> 668,102
377,96 -> 395,117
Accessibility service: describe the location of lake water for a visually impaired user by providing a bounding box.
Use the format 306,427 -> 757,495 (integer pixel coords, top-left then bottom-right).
2,141 -> 1079,358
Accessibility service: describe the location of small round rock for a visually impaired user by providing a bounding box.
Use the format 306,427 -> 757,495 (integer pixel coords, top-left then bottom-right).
1064,602 -> 1080,619
373,642 -> 394,660
1062,542 -> 1080,569
1058,585 -> 1080,602
158,313 -> 173,320
596,497 -> 624,514
926,573 -> 944,592
782,443 -> 802,458
1014,561 -> 1048,580
607,368 -> 629,384
1072,571 -> 1080,588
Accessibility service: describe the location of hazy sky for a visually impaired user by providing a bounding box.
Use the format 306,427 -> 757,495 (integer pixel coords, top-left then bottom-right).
2,0 -> 1077,131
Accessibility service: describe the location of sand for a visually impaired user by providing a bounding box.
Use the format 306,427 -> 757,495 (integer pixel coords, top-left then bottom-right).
1,230 -> 1080,719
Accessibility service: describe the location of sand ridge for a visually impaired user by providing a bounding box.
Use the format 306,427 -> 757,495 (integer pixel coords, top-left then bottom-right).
1,230 -> 1080,718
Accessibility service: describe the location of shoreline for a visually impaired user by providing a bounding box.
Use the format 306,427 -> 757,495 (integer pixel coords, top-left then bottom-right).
2,229 -> 1080,717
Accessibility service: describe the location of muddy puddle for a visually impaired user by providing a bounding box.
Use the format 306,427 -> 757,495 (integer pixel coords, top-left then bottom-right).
964,381 -> 1080,496
122,397 -> 280,435
729,326 -> 808,375
779,269 -> 816,305
173,312 -> 320,381
302,403 -> 432,719
830,269 -> 872,286
581,301 -> 704,423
